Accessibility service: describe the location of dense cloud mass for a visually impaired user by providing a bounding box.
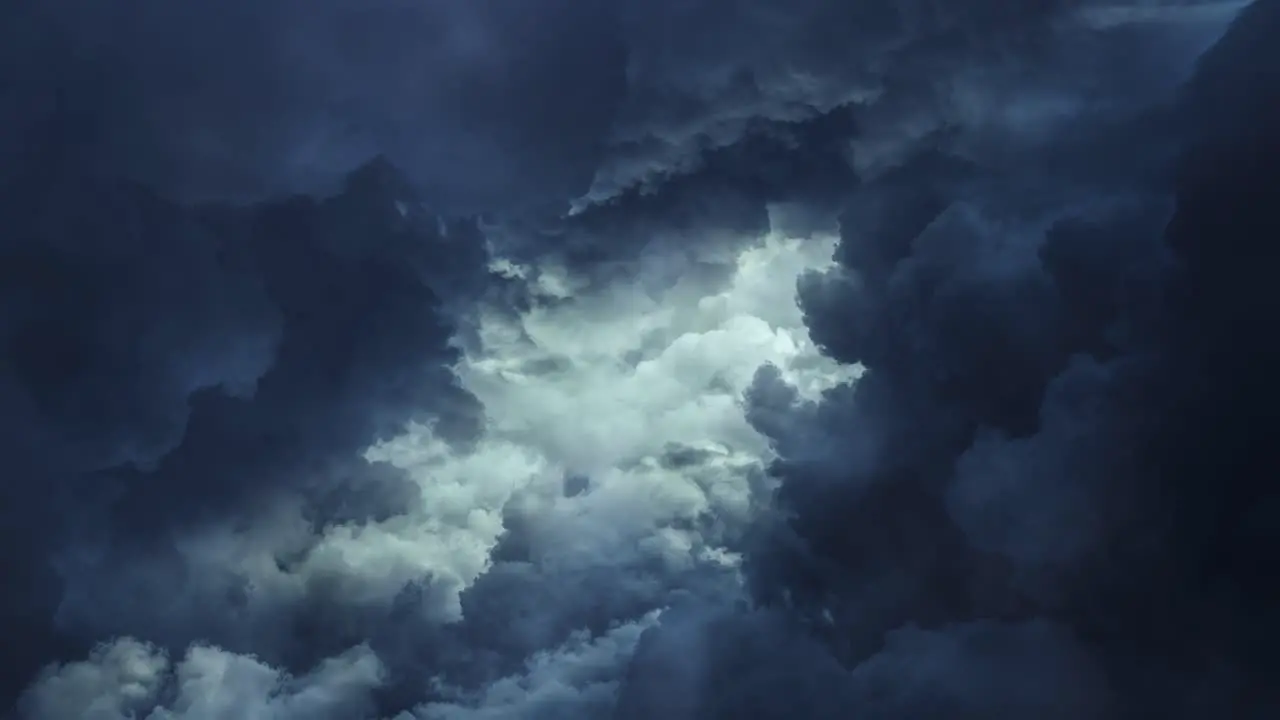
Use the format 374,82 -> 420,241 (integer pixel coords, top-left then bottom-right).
1,0 -> 627,208
3,0 -> 1279,718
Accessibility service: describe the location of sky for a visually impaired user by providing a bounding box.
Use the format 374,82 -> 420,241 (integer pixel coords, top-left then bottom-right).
2,1 -> 1279,718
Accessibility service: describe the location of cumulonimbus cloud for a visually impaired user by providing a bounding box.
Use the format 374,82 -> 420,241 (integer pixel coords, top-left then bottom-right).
5,1 -> 1279,719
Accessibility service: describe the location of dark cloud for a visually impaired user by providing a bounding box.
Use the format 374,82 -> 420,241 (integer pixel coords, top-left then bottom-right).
1,0 -> 626,208
483,101 -> 860,307
1,1 -> 633,703
622,609 -> 1105,720
0,147 -> 487,708
6,1 -> 1278,719
621,3 -> 1278,719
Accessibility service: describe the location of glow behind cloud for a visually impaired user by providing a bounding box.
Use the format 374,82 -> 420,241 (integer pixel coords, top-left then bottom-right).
28,226 -> 854,720
354,229 -> 853,619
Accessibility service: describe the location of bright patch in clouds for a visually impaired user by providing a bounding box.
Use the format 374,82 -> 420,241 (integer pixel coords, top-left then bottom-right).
38,229 -> 853,720
49,229 -> 853,653
343,230 -> 852,618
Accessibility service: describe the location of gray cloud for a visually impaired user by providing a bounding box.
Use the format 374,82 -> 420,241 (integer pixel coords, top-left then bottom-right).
3,0 -> 627,208
19,638 -> 383,720
7,1 -> 1280,719
714,2 -> 1280,718
0,154 -> 487,705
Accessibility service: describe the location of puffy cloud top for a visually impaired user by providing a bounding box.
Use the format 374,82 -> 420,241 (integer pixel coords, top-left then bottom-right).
5,1 -> 1280,719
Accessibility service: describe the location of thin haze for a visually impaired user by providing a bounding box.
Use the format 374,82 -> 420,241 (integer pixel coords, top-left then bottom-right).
3,1 -> 1280,719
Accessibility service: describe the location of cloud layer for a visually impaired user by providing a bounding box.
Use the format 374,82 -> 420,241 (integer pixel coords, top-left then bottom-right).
5,1 -> 1279,718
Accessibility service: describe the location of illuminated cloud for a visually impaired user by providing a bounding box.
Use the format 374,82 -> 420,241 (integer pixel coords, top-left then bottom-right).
7,1 -> 1279,718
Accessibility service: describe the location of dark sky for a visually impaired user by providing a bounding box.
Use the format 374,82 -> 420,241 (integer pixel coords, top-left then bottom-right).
3,1 -> 1279,718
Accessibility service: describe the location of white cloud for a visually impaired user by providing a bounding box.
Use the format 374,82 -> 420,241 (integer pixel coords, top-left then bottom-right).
172,228 -> 850,623
104,228 -> 846,627
20,640 -> 383,720
34,226 -> 851,717
20,639 -> 167,720
336,230 -> 852,616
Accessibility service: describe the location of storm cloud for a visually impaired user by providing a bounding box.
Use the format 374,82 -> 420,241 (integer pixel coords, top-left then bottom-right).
4,1 -> 1279,719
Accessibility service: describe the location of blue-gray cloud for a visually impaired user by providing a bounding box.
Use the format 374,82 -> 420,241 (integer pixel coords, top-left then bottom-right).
5,1 -> 1278,719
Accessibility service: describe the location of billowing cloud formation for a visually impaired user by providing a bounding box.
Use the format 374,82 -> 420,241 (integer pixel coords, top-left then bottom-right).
21,638 -> 383,720
620,3 -> 1277,720
6,0 -> 1280,719
0,154 -> 487,705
